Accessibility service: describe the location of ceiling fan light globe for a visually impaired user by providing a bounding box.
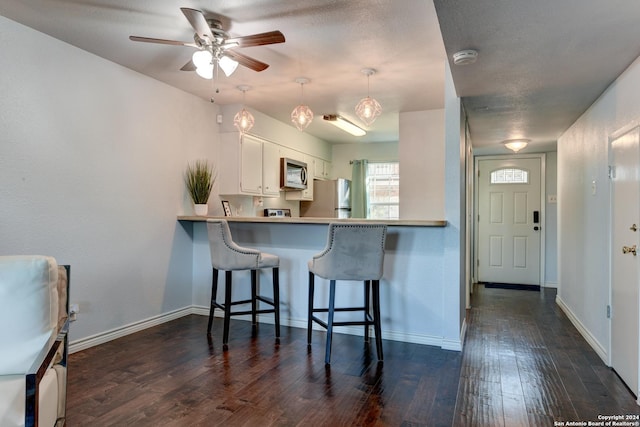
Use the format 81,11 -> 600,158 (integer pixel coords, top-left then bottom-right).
195,65 -> 213,79
192,50 -> 213,69
356,96 -> 382,126
234,108 -> 255,134
291,105 -> 314,131
219,56 -> 239,77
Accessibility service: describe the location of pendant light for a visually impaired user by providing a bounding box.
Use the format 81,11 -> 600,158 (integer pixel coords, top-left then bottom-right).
355,68 -> 382,126
291,78 -> 314,131
233,85 -> 255,134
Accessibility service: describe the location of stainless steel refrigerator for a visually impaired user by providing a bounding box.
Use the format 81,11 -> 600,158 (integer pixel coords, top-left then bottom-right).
300,178 -> 351,218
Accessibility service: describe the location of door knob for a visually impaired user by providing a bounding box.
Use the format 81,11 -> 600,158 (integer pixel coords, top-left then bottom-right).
631,224 -> 638,232
622,245 -> 637,256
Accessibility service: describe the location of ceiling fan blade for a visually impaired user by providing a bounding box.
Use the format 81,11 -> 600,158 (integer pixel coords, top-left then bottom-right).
180,8 -> 214,41
224,50 -> 269,72
225,31 -> 285,48
129,36 -> 197,48
180,60 -> 196,71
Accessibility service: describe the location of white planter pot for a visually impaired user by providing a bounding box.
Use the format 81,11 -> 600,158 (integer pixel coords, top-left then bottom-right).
194,204 -> 209,216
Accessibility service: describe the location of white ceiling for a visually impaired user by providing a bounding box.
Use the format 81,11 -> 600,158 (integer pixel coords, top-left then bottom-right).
0,0 -> 446,144
3,1 -> 639,150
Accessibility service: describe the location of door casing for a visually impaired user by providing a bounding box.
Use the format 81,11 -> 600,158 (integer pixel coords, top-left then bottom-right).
608,124 -> 640,399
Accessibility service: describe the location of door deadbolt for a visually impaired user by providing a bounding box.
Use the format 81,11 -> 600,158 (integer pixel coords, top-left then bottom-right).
622,245 -> 637,256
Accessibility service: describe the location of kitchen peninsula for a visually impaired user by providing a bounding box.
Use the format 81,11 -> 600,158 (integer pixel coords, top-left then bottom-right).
178,215 -> 463,351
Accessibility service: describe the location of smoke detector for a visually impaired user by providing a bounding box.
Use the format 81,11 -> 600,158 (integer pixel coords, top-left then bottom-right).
452,49 -> 478,65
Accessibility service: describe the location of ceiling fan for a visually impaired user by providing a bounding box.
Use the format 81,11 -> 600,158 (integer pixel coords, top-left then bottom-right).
129,7 -> 285,79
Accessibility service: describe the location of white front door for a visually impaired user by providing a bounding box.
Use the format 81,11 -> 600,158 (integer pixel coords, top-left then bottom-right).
610,126 -> 640,396
477,156 -> 542,285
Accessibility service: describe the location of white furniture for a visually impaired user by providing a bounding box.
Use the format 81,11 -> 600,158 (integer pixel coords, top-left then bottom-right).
0,256 -> 69,427
206,220 -> 280,346
307,223 -> 387,364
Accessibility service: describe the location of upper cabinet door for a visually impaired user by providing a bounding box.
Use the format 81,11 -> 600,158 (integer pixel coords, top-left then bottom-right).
313,157 -> 331,180
239,134 -> 263,195
262,141 -> 281,197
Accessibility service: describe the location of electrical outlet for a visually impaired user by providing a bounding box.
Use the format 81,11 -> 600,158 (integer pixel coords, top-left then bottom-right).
548,195 -> 557,204
69,303 -> 79,321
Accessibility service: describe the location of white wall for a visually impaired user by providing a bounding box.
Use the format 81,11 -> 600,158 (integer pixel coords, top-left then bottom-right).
443,62 -> 466,346
0,17 -> 218,343
399,110 -> 446,219
219,104 -> 331,160
558,54 -> 640,359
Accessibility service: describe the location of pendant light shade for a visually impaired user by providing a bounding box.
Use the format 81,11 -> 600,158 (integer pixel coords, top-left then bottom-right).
233,85 -> 255,134
355,68 -> 382,126
291,78 -> 313,131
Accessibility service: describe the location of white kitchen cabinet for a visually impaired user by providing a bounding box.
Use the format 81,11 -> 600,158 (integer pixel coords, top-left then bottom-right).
313,157 -> 331,180
219,132 -> 280,197
262,141 -> 281,196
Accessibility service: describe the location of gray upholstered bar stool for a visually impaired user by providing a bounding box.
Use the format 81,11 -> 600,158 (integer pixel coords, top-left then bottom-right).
307,223 -> 387,364
206,219 -> 280,346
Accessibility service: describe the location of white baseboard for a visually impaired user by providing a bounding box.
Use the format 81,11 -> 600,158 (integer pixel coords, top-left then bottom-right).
544,281 -> 558,288
69,307 -> 193,353
71,305 -> 462,353
555,295 -> 608,363
450,317 -> 467,352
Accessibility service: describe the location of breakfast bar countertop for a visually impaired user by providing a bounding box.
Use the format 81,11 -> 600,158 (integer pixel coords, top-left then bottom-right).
177,216 -> 447,227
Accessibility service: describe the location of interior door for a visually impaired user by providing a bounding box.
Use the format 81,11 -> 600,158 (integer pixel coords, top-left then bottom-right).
610,126 -> 640,396
477,157 -> 542,285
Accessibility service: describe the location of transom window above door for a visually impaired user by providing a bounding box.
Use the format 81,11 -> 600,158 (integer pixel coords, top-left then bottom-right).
490,168 -> 529,184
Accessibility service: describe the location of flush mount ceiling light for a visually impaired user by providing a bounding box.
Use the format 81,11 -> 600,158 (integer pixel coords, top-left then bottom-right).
291,78 -> 314,131
452,49 -> 478,65
355,68 -> 382,126
233,85 -> 255,134
502,139 -> 530,153
323,115 -> 366,137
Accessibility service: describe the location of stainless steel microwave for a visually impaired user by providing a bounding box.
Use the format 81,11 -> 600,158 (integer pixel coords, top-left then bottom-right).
280,158 -> 308,190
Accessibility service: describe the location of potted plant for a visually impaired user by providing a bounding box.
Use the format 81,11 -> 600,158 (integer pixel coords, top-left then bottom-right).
185,160 -> 215,216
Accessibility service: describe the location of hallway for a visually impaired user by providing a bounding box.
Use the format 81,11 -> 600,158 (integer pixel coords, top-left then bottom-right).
455,285 -> 640,425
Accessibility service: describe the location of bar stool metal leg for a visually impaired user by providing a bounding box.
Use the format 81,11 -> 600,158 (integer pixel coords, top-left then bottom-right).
372,279 -> 383,361
251,270 -> 258,326
325,279 -> 337,365
307,271 -> 315,345
223,271 -> 233,345
364,280 -> 371,343
273,267 -> 281,339
208,268 -> 219,334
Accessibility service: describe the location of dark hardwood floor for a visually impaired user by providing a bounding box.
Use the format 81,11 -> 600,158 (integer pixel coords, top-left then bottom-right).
67,285 -> 639,426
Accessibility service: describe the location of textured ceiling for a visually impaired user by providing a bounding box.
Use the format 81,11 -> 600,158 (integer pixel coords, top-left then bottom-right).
0,0 -> 447,144
434,0 -> 640,150
4,1 -> 638,151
